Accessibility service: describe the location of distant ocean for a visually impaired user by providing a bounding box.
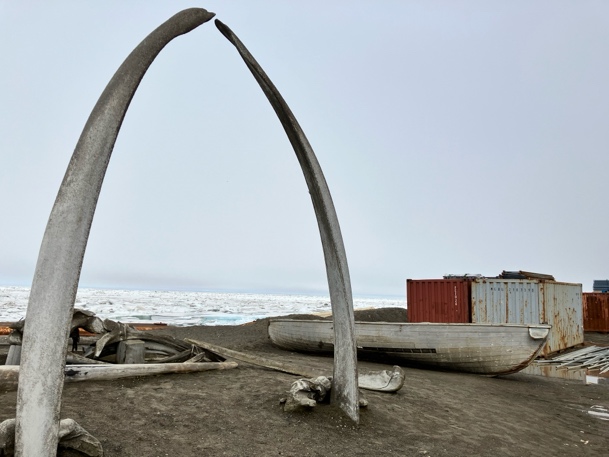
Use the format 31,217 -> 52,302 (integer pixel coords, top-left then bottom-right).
0,286 -> 404,326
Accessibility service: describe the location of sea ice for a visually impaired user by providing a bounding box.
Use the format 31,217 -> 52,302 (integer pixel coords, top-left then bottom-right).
0,286 -> 403,326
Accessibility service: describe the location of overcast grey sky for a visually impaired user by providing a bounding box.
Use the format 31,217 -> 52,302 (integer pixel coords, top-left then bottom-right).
1,1 -> 608,298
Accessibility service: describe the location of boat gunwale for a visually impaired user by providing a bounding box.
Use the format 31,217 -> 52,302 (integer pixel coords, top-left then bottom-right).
269,319 -> 551,330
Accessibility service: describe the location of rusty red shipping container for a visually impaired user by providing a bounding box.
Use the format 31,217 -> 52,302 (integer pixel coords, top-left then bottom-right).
583,293 -> 609,332
406,279 -> 472,323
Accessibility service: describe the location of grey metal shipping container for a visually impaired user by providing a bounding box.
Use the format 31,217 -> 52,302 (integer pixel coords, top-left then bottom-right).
471,280 -> 540,324
471,279 -> 583,356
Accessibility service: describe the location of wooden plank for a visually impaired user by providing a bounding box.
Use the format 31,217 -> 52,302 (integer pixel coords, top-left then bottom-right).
185,338 -> 319,378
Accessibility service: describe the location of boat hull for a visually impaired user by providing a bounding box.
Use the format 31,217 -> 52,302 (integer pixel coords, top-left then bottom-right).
268,320 -> 550,375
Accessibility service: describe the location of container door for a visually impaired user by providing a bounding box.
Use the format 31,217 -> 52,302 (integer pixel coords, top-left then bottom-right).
540,282 -> 583,354
583,293 -> 609,332
471,279 -> 539,324
407,279 -> 471,323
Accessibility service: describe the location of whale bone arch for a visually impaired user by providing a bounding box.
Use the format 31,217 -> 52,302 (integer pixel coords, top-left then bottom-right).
16,8 -> 358,456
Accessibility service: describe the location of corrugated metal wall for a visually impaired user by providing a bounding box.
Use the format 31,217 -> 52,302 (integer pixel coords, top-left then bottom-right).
407,276 -> 584,355
539,282 -> 583,355
593,280 -> 609,293
471,279 -> 540,324
406,279 -> 471,323
471,279 -> 583,356
583,293 -> 609,332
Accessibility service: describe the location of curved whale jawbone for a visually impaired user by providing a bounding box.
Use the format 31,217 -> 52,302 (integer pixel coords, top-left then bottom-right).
214,19 -> 360,423
15,9 -> 215,456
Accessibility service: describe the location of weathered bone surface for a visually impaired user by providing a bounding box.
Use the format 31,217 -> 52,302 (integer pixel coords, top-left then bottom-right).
65,352 -> 109,365
7,308 -> 103,346
71,309 -> 106,335
214,19 -> 360,423
356,365 -> 405,392
87,319 -> 221,361
15,9 -> 215,456
0,418 -> 103,456
8,309 -> 223,367
283,376 -> 332,412
281,376 -> 369,413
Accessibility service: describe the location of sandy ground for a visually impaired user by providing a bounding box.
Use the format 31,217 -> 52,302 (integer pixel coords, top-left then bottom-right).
0,308 -> 608,456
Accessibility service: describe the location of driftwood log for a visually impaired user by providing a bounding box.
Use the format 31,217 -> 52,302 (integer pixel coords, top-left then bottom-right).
62,362 -> 238,382
0,361 -> 237,391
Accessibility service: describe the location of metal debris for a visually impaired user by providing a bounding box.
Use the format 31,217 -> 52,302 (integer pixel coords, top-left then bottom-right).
537,346 -> 609,373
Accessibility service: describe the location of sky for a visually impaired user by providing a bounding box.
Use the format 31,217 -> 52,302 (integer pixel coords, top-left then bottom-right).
1,1 -> 608,299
